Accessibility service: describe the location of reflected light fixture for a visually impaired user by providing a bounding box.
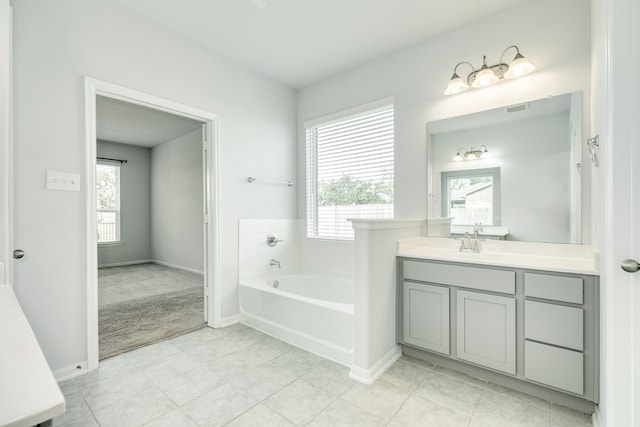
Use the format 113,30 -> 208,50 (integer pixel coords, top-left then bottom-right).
453,145 -> 488,161
444,45 -> 535,96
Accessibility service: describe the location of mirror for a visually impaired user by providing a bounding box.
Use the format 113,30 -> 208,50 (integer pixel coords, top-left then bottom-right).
427,92 -> 582,244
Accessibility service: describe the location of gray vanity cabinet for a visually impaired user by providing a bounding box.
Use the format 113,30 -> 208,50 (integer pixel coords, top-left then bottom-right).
523,272 -> 593,396
397,257 -> 599,410
456,290 -> 516,374
402,282 -> 450,354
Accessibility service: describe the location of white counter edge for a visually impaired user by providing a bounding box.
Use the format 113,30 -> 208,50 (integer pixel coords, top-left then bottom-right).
0,283 -> 66,427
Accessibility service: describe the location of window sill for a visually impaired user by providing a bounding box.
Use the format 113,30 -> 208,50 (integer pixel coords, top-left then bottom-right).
98,241 -> 123,247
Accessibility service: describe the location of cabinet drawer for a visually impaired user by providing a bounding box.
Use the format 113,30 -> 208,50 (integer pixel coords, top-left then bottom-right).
525,340 -> 584,395
404,260 -> 515,294
403,282 -> 450,355
524,273 -> 583,304
525,301 -> 583,351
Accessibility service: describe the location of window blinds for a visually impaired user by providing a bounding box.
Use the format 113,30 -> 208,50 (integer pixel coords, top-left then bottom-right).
306,105 -> 394,240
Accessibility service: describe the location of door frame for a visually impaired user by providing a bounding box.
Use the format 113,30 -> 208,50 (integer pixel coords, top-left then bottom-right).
84,77 -> 221,370
596,0 -> 640,424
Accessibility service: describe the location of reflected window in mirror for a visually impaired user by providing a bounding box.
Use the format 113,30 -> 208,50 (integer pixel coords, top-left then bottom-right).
442,168 -> 501,226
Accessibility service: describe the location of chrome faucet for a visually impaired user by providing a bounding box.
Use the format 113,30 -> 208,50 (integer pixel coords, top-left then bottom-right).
269,258 -> 281,268
459,230 -> 481,253
472,222 -> 483,239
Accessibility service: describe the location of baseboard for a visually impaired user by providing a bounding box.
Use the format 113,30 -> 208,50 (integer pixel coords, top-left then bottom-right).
53,361 -> 89,382
152,259 -> 204,275
349,345 -> 402,384
213,314 -> 240,329
592,407 -> 601,427
98,259 -> 152,268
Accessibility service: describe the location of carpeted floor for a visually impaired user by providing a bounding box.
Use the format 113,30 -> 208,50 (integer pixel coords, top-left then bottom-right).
98,263 -> 205,360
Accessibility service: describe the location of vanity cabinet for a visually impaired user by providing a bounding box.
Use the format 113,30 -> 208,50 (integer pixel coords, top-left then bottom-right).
397,257 -> 599,410
403,282 -> 449,354
523,272 -> 590,395
456,290 -> 516,374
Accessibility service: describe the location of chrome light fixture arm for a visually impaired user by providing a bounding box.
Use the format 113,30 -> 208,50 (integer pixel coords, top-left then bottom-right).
444,45 -> 535,95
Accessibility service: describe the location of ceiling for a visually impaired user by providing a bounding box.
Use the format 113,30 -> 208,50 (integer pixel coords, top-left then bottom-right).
98,0 -> 528,145
97,96 -> 202,147
107,0 -> 527,89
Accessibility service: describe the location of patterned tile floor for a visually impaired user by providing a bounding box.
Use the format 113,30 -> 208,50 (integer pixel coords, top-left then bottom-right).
51,324 -> 593,426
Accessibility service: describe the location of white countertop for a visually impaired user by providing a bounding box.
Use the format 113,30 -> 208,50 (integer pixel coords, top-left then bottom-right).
0,282 -> 65,427
397,237 -> 599,275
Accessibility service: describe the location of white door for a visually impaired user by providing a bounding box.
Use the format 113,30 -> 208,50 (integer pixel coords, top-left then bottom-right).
597,0 -> 640,424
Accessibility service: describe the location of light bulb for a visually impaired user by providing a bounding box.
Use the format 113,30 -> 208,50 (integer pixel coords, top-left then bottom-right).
472,67 -> 499,88
504,53 -> 535,79
444,73 -> 470,96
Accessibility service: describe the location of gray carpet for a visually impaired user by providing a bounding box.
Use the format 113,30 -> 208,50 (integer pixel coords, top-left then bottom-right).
98,263 -> 205,360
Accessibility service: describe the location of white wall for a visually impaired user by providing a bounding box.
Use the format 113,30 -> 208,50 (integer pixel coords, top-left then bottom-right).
151,129 -> 204,273
430,112 -> 571,243
11,0 -> 296,371
297,0 -> 592,238
0,0 -> 10,283
238,218 -> 354,280
97,141 -> 151,266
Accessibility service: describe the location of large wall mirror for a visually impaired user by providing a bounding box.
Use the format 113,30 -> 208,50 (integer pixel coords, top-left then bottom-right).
427,92 -> 582,244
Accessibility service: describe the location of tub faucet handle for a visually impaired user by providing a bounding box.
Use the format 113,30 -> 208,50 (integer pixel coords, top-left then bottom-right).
266,234 -> 284,247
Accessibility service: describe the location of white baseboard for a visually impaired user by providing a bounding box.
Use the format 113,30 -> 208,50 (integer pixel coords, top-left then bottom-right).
97,259 -> 204,275
98,259 -> 152,268
152,259 -> 204,275
213,314 -> 240,328
53,361 -> 89,382
349,345 -> 402,384
592,407 -> 600,427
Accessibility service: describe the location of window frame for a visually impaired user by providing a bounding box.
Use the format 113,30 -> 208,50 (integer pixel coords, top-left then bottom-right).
305,98 -> 395,240
441,167 -> 501,226
96,162 -> 122,246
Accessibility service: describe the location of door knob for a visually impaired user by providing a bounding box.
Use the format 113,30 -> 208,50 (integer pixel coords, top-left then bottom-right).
13,249 -> 25,259
621,259 -> 640,273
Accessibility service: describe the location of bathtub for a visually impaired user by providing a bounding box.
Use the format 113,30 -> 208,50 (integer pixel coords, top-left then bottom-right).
239,272 -> 354,366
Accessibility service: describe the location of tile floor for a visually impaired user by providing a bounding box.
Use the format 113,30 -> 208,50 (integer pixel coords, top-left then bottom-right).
51,324 -> 594,426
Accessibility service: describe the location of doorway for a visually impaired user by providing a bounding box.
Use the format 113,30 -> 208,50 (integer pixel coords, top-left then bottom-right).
85,78 -> 220,370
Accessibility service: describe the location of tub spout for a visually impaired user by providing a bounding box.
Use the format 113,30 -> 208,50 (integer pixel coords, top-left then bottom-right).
269,259 -> 281,268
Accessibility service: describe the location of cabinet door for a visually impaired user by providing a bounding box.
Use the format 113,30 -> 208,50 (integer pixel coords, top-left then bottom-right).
403,282 -> 450,355
457,290 -> 516,374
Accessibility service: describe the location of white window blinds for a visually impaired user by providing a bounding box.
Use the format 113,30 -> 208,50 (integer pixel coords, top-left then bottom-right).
306,104 -> 394,240
96,163 -> 121,244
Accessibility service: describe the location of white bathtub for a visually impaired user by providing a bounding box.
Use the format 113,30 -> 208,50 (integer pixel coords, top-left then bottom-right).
239,272 -> 354,366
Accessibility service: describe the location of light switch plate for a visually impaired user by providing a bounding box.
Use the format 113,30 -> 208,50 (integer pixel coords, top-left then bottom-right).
46,171 -> 81,191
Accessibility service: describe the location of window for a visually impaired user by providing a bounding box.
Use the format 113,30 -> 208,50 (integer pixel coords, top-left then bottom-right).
96,163 -> 121,244
306,102 -> 394,240
441,167 -> 501,226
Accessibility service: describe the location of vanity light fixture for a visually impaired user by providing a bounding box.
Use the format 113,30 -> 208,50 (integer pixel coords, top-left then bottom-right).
452,145 -> 488,161
444,45 -> 535,95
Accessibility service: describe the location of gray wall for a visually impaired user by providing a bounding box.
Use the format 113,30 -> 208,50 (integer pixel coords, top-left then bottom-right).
151,129 -> 204,273
97,140 -> 151,266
